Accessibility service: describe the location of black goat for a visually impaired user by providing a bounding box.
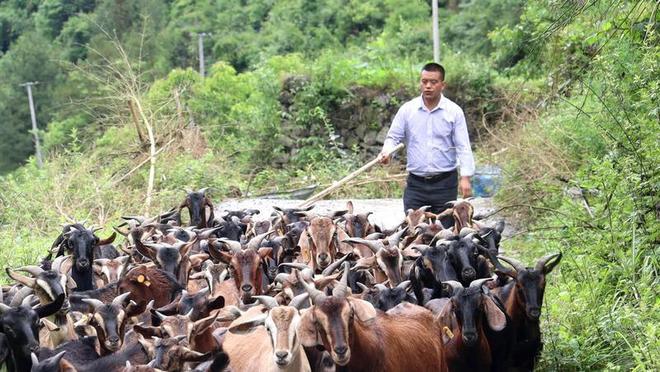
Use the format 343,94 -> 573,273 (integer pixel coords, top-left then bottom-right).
52,224 -> 117,291
0,293 -> 65,372
495,253 -> 562,371
179,188 -> 214,228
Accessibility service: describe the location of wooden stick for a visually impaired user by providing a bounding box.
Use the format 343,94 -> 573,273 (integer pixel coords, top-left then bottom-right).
298,143 -> 404,208
128,100 -> 146,144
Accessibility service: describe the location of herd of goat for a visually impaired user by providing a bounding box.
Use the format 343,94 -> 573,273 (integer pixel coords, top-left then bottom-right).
0,188 -> 562,372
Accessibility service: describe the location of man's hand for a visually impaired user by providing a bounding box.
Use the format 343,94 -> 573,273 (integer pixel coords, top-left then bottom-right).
377,152 -> 391,165
459,176 -> 472,198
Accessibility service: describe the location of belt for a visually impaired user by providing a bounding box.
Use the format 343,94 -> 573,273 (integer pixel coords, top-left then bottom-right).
409,170 -> 455,182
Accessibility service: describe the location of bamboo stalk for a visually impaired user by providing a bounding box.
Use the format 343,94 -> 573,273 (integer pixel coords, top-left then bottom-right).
298,143 -> 404,208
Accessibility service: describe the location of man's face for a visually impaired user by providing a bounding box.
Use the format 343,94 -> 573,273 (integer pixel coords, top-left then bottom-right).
419,70 -> 445,102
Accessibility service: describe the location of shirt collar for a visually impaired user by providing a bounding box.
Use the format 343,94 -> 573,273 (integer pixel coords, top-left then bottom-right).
417,94 -> 447,112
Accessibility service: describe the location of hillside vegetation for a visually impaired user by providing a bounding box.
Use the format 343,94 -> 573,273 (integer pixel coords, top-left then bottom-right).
0,0 -> 658,370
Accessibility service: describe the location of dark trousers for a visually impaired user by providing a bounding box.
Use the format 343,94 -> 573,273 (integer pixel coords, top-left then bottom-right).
403,170 -> 458,228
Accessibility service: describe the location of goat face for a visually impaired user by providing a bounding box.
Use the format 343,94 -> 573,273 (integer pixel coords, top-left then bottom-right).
267,307 -> 301,367
306,217 -> 339,270
67,229 -> 97,270
0,306 -> 41,357
446,238 -> 478,284
344,212 -> 373,238
89,305 -> 128,352
93,255 -> 130,285
372,282 -> 413,311
183,191 -> 207,228
65,227 -> 116,272
500,253 -> 562,320
515,270 -> 545,320
166,291 -> 225,321
215,218 -> 244,241
300,296 -> 376,366
420,243 -> 454,283
227,249 -> 269,304
147,336 -> 207,371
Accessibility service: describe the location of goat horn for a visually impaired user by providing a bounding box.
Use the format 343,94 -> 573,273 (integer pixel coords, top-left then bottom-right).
409,244 -> 430,254
279,263 -> 311,271
535,253 -> 562,272
9,286 -> 33,306
82,298 -> 106,310
459,228 -> 478,239
112,292 -> 131,307
17,265 -> 45,277
6,267 -> 36,288
321,253 -> 350,276
396,280 -> 411,290
254,295 -> 279,310
246,230 -> 273,251
198,187 -> 210,195
498,255 -> 526,272
22,294 -> 36,307
386,226 -> 409,247
185,308 -> 194,318
218,269 -> 229,283
299,272 -> 326,304
332,262 -> 350,299
274,273 -> 290,284
154,311 -> 167,321
0,302 -> 11,313
365,232 -> 384,240
442,280 -> 464,296
356,282 -> 369,292
289,293 -> 310,310
469,278 -> 493,289
343,237 -> 381,254
374,283 -> 388,291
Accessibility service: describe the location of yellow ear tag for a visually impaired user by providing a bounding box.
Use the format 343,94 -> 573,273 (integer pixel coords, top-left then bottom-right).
143,280 -> 151,287
443,326 -> 454,339
137,274 -> 145,283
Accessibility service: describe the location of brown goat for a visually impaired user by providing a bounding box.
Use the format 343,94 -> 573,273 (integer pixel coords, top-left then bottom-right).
208,234 -> 272,305
298,263 -> 447,372
297,215 -> 352,272
118,265 -> 183,313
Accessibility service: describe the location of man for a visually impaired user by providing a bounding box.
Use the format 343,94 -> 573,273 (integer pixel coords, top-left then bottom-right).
378,62 -> 474,216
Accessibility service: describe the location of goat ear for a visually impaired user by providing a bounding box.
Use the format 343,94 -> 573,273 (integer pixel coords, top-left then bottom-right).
135,241 -> 158,263
349,298 -> 377,323
228,313 -> 267,335
60,357 -> 76,372
193,313 -> 220,334
298,308 -> 321,347
189,253 -> 209,270
483,295 -> 507,331
257,247 -> 273,259
353,255 -> 377,271
335,228 -> 353,255
208,295 -> 225,311
297,230 -> 312,264
182,348 -> 210,362
436,299 -> 458,344
133,324 -> 163,338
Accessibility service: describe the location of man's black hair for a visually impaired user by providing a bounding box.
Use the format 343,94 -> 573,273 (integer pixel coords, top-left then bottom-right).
422,62 -> 445,81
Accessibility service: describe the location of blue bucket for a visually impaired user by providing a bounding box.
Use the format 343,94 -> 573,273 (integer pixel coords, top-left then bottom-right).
472,165 -> 502,197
